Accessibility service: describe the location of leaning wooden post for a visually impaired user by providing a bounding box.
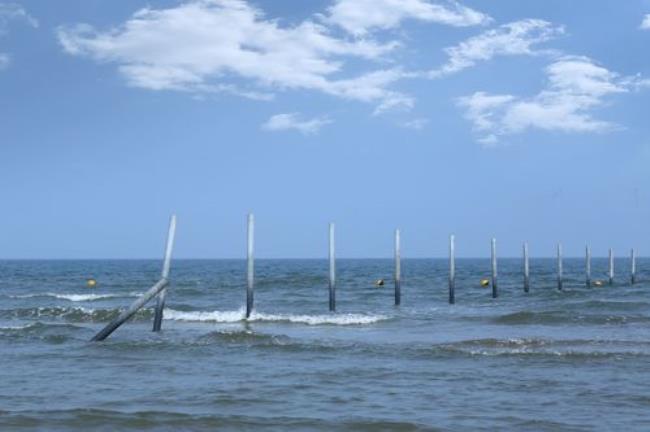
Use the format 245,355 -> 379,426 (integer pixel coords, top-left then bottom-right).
153,214 -> 177,332
523,242 -> 530,293
608,248 -> 614,285
449,234 -> 455,305
328,223 -> 336,312
557,243 -> 563,291
246,213 -> 255,319
394,229 -> 401,306
491,238 -> 498,298
92,279 -> 169,341
631,248 -> 637,285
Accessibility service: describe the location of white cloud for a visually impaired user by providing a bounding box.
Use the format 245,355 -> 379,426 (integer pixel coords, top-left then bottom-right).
641,14 -> 650,30
57,0 -> 413,111
0,3 -> 38,32
457,56 -> 636,145
0,3 -> 37,71
430,19 -> 564,77
262,113 -> 331,135
400,118 -> 429,130
325,0 -> 490,36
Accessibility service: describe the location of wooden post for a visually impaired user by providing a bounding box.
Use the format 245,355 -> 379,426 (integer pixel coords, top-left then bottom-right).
328,223 -> 336,312
491,238 -> 498,298
585,245 -> 591,288
608,248 -> 614,285
557,242 -> 563,291
153,214 -> 177,332
449,234 -> 455,305
523,242 -> 530,293
631,248 -> 637,285
246,213 -> 254,318
394,229 -> 401,306
93,278 -> 168,341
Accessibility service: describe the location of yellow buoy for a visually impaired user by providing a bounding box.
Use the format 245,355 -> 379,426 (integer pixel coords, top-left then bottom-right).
374,279 -> 385,287
86,278 -> 97,288
480,278 -> 490,287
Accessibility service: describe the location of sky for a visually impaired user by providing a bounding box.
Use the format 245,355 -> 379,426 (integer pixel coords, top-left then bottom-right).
1,0 -> 650,259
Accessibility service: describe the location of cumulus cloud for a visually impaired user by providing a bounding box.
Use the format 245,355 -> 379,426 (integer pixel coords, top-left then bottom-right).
430,19 -> 564,77
57,0 -> 415,111
262,113 -> 332,135
457,56 -> 636,145
641,14 -> 650,30
325,0 -> 490,36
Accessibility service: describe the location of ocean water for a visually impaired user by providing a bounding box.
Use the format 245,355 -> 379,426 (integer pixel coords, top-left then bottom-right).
1,258 -> 649,431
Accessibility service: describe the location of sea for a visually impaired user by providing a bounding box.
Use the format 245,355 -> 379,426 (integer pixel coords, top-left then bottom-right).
1,258 -> 649,431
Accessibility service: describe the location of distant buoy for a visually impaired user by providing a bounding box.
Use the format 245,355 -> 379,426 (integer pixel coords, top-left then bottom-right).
593,280 -> 603,287
86,278 -> 97,288
374,279 -> 385,287
480,278 -> 490,287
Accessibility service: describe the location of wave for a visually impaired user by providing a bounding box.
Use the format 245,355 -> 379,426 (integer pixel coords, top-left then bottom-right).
491,310 -> 650,325
164,309 -> 388,325
8,292 -> 142,302
0,306 -> 153,322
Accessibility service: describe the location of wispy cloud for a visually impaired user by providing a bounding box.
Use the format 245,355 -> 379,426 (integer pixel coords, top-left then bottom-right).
0,52 -> 9,69
429,19 -> 564,78
400,118 -> 429,130
0,3 -> 38,71
262,113 -> 332,135
324,0 -> 490,36
0,3 -> 38,32
641,14 -> 650,30
457,56 -> 637,145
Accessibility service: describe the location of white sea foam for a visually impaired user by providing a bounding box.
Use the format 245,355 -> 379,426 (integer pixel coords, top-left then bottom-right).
10,292 -> 139,302
164,309 -> 388,325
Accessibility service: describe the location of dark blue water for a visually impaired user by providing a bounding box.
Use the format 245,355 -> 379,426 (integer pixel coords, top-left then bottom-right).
1,258 -> 649,431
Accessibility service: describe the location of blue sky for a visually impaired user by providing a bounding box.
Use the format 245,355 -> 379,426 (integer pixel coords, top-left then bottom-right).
1,0 -> 650,259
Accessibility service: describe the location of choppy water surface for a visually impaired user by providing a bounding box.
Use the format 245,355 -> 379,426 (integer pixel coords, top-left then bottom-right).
1,258 -> 650,431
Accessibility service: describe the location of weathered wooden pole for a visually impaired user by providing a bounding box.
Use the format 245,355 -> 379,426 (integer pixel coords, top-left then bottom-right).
631,248 -> 637,285
246,213 -> 255,318
608,248 -> 614,285
394,229 -> 401,306
93,278 -> 169,341
449,234 -> 455,305
491,238 -> 498,298
585,245 -> 592,287
153,214 -> 177,332
557,243 -> 563,291
328,223 -> 336,312
523,242 -> 530,293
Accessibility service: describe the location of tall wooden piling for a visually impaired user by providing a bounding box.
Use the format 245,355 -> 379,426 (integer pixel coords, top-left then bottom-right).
246,213 -> 255,319
449,234 -> 455,305
608,248 -> 614,285
523,242 -> 530,293
585,245 -> 591,288
153,214 -> 177,332
328,223 -> 336,312
394,229 -> 401,306
491,238 -> 498,298
557,243 -> 563,291
631,248 -> 637,285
